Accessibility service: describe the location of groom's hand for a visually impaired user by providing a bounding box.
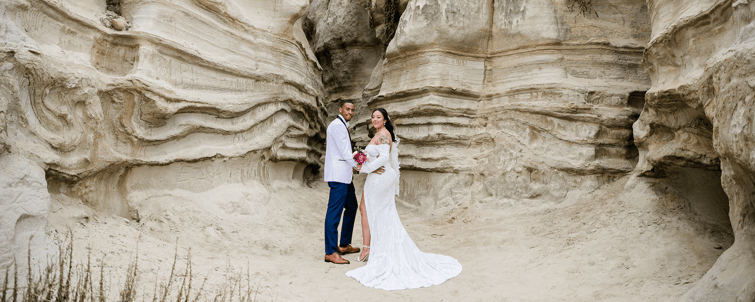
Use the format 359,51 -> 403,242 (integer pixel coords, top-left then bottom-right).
374,166 -> 385,175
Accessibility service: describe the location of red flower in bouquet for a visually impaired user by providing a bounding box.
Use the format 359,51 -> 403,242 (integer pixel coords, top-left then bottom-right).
353,151 -> 369,164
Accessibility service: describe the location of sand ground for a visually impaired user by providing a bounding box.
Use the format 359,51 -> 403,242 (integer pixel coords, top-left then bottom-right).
45,176 -> 733,301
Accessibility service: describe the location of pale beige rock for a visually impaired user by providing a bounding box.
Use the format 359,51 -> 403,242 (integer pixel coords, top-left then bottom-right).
306,2 -> 751,296
0,0 -> 754,299
1,0 -> 324,174
0,153 -> 50,274
302,0 -> 383,127
110,16 -> 128,31
637,0 -> 755,300
364,0 -> 651,207
368,0 -> 408,46
0,0 -> 324,267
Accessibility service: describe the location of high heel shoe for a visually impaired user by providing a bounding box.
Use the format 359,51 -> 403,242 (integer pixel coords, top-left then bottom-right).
355,246 -> 370,262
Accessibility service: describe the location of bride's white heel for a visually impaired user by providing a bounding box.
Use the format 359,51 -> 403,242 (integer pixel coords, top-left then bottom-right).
355,246 -> 370,262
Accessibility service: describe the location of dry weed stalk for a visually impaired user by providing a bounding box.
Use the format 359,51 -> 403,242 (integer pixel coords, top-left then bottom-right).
567,0 -> 599,17
241,265 -> 251,302
183,249 -> 192,302
12,257 -> 18,302
24,238 -> 41,302
120,238 -> 140,302
151,267 -> 159,302
41,257 -> 55,302
161,245 -> 179,302
228,271 -> 241,302
211,275 -> 228,302
1,236 -> 264,302
74,248 -> 92,302
98,256 -> 106,302
25,243 -> 32,302
175,255 -> 187,302
59,236 -> 74,302
253,279 -> 262,302
2,263 -> 9,302
190,274 -> 208,302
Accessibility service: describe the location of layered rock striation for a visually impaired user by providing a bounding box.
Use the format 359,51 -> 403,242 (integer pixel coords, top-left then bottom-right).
638,0 -> 755,300
355,0 -> 652,209
302,0 -> 384,127
0,0 -> 324,269
1,0 -> 754,299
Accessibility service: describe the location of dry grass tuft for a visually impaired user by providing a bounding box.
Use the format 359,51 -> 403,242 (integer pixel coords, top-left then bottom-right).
161,244 -> 179,302
76,248 -> 92,302
191,273 -> 208,302
120,238 -> 139,302
0,236 -> 265,302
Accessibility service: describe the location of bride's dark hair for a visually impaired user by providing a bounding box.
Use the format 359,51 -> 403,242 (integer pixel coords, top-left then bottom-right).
373,108 -> 397,142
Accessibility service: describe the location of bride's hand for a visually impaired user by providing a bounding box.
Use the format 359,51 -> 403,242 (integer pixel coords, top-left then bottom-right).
356,164 -> 362,171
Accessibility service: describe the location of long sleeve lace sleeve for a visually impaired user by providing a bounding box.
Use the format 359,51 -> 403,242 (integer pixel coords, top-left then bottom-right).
359,145 -> 390,174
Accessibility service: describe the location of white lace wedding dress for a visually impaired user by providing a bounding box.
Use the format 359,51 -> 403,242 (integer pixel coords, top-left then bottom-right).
345,142 -> 462,291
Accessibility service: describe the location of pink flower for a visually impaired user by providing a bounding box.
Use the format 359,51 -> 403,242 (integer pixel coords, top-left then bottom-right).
353,151 -> 368,164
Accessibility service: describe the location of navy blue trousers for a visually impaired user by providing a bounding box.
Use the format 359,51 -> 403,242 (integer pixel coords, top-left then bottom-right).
324,181 -> 358,255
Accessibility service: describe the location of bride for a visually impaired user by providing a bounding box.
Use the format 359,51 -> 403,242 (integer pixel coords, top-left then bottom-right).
346,108 -> 462,291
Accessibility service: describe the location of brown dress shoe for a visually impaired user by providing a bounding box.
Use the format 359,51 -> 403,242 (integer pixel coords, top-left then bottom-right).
324,253 -> 350,264
338,245 -> 360,255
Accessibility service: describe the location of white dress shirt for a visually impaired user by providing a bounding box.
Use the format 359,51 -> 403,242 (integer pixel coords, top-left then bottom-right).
324,115 -> 358,184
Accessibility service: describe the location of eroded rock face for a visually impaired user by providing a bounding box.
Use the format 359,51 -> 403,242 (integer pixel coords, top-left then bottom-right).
362,0 -> 651,209
2,0 -> 754,298
302,0 -> 384,129
0,0 -> 324,266
0,153 -> 50,273
302,0 -> 414,146
639,0 -> 755,299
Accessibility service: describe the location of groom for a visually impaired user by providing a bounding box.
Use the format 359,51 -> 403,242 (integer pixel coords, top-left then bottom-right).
323,100 -> 360,264
323,100 -> 383,264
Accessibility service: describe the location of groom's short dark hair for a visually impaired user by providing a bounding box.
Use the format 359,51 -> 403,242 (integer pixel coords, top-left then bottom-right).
340,100 -> 354,108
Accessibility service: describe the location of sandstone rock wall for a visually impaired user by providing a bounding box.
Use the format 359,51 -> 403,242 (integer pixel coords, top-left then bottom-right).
2,0 -> 754,298
0,0 -> 324,270
303,2 -> 754,297
312,0 -> 652,210
302,0 -> 387,139
638,0 -> 755,300
0,153 -> 50,273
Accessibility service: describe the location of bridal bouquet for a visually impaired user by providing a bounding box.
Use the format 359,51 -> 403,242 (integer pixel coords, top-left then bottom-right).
352,150 -> 369,164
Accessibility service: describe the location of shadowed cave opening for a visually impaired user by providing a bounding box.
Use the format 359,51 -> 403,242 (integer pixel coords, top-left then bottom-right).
625,91 -> 646,164
628,91 -> 646,111
106,0 -> 121,15
635,100 -> 733,252
652,166 -> 732,238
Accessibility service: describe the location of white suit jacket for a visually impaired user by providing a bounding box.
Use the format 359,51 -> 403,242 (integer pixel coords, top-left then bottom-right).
324,115 -> 358,184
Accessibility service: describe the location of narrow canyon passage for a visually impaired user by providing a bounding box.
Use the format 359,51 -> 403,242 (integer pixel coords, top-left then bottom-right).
48,175 -> 731,301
